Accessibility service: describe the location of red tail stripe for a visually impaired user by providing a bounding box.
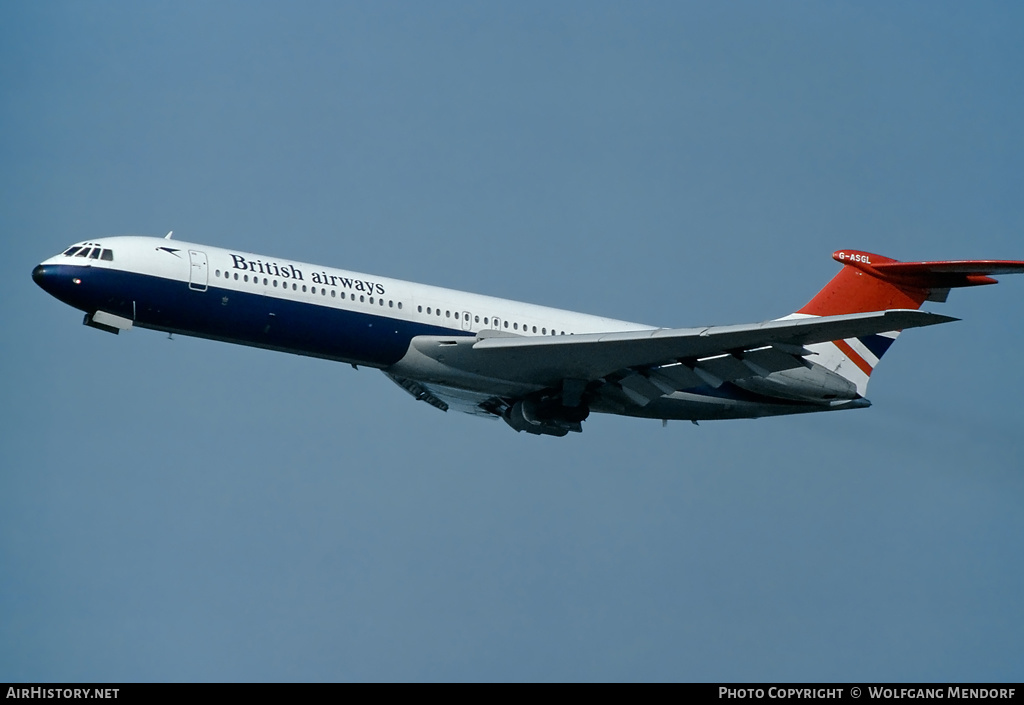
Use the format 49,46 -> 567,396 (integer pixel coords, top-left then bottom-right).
833,339 -> 874,377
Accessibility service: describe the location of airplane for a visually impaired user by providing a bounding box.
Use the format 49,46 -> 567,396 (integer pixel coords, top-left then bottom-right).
32,234 -> 1024,436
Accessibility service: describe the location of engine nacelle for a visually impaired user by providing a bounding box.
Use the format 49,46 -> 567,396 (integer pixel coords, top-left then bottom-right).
503,398 -> 588,437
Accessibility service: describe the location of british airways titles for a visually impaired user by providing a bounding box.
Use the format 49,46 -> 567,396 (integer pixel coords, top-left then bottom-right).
229,254 -> 386,295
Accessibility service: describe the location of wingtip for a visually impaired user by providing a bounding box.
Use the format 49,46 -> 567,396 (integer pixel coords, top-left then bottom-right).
886,308 -> 958,321
921,312 -> 960,325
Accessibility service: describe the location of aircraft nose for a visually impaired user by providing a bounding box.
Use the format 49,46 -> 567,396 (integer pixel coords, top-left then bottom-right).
32,264 -> 61,295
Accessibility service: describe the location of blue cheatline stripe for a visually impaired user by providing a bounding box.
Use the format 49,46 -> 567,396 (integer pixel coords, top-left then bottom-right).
858,333 -> 896,360
42,265 -> 463,368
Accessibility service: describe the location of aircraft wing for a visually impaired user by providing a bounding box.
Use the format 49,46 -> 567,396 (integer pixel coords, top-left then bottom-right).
472,309 -> 953,382
401,309 -> 955,390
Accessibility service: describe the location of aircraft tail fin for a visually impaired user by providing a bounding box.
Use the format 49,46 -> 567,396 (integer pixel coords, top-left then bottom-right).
793,250 -> 1024,395
798,250 -> 1024,316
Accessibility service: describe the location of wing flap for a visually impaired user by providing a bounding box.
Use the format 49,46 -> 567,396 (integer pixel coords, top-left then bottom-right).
619,373 -> 667,405
740,346 -> 810,375
648,363 -> 706,390
696,353 -> 752,383
384,372 -> 501,418
619,345 -> 813,400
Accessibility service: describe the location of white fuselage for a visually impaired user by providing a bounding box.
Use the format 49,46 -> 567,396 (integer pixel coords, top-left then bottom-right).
33,235 -> 857,430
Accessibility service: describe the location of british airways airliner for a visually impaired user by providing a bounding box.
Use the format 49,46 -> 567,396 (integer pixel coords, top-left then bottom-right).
32,234 -> 1024,436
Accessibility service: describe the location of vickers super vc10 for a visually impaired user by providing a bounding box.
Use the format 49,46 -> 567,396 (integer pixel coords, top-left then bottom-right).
33,234 -> 1024,436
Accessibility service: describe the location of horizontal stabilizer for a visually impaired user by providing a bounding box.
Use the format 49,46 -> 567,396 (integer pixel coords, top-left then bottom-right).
800,251 -> 1024,316
845,251 -> 1024,289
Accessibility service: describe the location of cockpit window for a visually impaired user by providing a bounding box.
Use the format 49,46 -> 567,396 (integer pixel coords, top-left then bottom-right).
101,249 -> 113,261
63,246 -> 82,256
89,248 -> 101,259
75,248 -> 90,257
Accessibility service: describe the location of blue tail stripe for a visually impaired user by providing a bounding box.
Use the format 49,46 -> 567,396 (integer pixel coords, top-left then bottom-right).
858,334 -> 896,359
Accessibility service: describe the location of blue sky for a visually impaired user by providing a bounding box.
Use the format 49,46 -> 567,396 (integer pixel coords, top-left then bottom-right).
3,1 -> 1023,681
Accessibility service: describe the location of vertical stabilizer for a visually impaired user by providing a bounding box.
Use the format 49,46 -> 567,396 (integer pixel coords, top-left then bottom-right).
792,250 -> 1024,395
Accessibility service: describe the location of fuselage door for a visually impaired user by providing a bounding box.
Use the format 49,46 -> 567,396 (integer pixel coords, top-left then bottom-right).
188,250 -> 208,292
